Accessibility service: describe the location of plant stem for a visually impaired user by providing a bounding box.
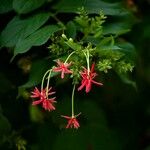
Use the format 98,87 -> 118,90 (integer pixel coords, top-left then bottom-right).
71,84 -> 76,117
46,69 -> 52,97
83,49 -> 90,75
64,51 -> 76,64
41,69 -> 51,92
86,49 -> 90,75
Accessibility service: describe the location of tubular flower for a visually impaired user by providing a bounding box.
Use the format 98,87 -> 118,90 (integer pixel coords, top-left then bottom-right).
78,63 -> 103,93
31,87 -> 56,111
53,59 -> 72,79
61,114 -> 81,129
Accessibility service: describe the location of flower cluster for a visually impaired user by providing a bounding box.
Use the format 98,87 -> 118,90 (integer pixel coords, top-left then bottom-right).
31,87 -> 56,111
31,49 -> 103,129
30,9 -> 134,129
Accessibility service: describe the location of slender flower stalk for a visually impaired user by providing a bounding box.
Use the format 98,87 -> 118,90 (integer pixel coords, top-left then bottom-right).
31,68 -> 57,111
61,85 -> 81,129
41,69 -> 51,92
64,51 -> 76,64
71,84 -> 76,117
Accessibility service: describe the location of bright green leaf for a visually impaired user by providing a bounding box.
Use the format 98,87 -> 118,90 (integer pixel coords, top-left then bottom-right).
14,25 -> 61,56
13,0 -> 46,14
0,0 -> 13,14
0,12 -> 51,47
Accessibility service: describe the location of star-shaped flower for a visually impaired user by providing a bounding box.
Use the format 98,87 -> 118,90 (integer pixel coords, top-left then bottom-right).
31,87 -> 56,111
78,63 -> 103,93
53,60 -> 72,79
61,113 -> 81,129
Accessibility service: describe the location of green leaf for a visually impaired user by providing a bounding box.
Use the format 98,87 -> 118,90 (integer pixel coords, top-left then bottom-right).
65,21 -> 76,39
14,25 -> 61,56
103,22 -> 130,36
13,0 -> 46,14
0,0 -> 13,14
54,0 -> 129,16
0,12 -> 50,47
116,41 -> 136,61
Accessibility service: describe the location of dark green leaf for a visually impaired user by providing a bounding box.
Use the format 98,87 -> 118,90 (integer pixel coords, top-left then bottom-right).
116,41 -> 136,61
65,21 -> 76,39
14,25 -> 61,56
0,12 -> 50,47
0,0 -> 13,14
54,0 -> 129,16
13,0 -> 46,14
103,22 -> 130,35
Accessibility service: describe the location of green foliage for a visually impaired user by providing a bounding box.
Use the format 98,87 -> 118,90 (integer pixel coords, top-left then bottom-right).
54,0 -> 129,16
0,12 -> 51,47
14,25 -> 61,57
1,0 -> 149,149
13,0 -> 46,14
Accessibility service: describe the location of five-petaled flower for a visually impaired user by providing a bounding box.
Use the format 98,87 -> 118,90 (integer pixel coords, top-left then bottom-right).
53,60 -> 72,79
61,114 -> 81,129
78,63 -> 103,93
31,87 -> 56,111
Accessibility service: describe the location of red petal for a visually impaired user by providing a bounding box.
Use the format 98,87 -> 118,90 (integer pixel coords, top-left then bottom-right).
32,99 -> 43,105
92,80 -> 103,86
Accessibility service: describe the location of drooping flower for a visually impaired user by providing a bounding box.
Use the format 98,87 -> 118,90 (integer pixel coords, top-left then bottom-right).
61,114 -> 81,129
78,63 -> 103,93
53,60 -> 72,79
31,87 -> 56,111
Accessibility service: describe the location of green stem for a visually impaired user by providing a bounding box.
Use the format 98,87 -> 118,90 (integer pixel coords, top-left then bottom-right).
64,51 -> 76,64
86,49 -> 90,75
46,69 -> 52,97
71,84 -> 76,117
83,49 -> 90,75
41,69 -> 51,92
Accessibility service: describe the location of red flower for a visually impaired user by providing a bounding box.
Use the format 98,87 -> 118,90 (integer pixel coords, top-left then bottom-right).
53,60 -> 72,79
31,87 -> 56,111
78,63 -> 103,93
61,114 -> 81,129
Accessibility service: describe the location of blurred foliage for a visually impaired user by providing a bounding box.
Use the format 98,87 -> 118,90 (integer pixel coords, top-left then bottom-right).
0,0 -> 150,150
